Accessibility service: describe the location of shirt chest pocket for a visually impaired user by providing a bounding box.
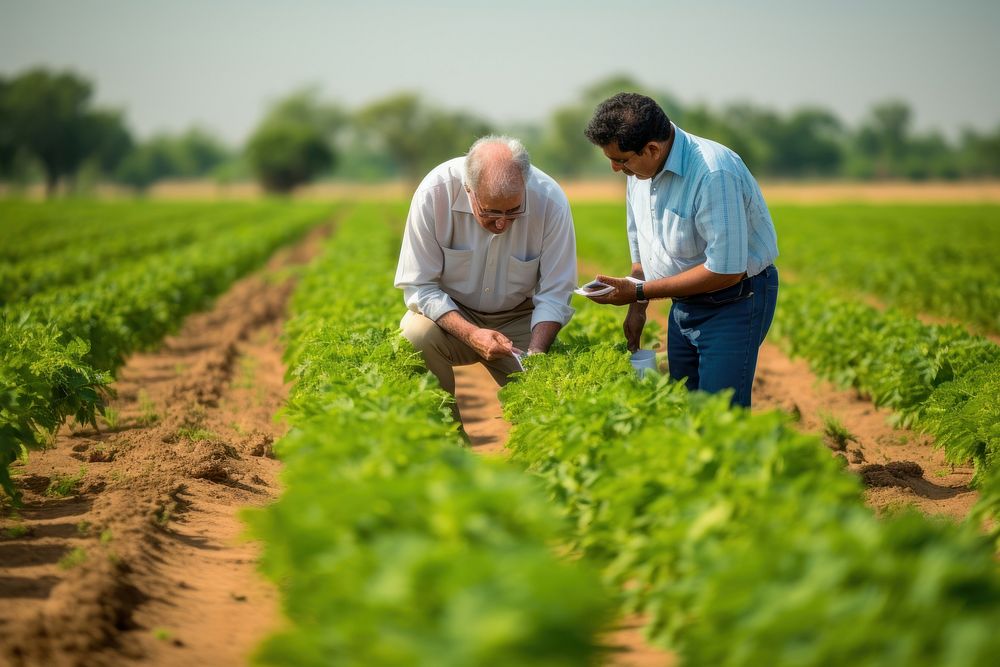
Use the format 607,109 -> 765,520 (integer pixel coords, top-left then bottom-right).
441,246 -> 475,292
506,255 -> 540,295
657,210 -> 702,259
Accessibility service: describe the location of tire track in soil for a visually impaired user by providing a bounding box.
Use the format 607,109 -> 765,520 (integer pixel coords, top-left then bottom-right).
0,225 -> 330,667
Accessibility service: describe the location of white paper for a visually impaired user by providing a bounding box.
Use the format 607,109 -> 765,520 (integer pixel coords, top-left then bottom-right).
512,351 -> 525,372
574,280 -> 614,297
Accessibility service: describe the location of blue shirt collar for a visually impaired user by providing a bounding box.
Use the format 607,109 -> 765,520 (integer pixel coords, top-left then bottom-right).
654,123 -> 685,182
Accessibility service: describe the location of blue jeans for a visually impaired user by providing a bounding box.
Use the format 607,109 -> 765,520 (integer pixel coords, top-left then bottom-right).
666,265 -> 779,408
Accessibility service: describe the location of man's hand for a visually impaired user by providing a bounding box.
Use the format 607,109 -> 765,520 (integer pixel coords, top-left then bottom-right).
624,304 -> 647,352
468,328 -> 522,361
587,275 -> 638,306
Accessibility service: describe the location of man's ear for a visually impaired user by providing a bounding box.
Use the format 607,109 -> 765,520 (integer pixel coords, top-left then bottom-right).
641,141 -> 661,159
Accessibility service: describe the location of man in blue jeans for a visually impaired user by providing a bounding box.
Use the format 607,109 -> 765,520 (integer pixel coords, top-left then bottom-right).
581,92 -> 779,408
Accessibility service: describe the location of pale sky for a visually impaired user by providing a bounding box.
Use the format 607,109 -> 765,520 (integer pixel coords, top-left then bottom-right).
2,0 -> 998,146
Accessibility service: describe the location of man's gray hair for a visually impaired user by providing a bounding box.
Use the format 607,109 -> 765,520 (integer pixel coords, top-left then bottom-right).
464,135 -> 531,199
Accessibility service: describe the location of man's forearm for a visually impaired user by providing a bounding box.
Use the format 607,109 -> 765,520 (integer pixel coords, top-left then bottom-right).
435,310 -> 477,345
642,263 -> 743,300
528,321 -> 561,354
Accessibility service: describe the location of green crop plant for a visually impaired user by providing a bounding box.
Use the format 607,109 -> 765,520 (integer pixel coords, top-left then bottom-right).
819,411 -> 859,451
1,201 -> 336,501
58,547 -> 88,570
246,203 -> 613,666
45,467 -> 87,498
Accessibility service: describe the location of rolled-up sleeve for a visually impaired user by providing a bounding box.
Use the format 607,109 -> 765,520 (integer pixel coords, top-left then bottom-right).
626,181 -> 641,264
531,202 -> 577,329
694,170 -> 749,275
393,186 -> 460,321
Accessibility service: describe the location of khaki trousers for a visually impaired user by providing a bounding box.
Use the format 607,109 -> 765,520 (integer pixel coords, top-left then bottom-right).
400,299 -> 534,396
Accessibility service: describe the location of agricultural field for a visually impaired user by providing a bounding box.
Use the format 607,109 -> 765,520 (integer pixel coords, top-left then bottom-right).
1,198 -> 999,666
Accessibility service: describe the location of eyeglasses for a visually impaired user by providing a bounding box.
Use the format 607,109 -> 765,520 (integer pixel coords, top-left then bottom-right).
466,187 -> 526,221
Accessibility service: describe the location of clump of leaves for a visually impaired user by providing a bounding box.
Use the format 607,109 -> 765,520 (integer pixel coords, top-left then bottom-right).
233,355 -> 258,389
5,523 -> 30,538
101,406 -> 120,430
137,389 -> 159,426
45,467 -> 87,497
820,411 -> 859,451
175,427 -> 217,442
58,547 -> 87,570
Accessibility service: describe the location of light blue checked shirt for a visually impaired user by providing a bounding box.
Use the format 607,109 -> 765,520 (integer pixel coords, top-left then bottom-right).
626,124 -> 778,281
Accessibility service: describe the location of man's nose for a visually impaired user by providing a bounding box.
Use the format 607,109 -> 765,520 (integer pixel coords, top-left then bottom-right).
610,161 -> 622,173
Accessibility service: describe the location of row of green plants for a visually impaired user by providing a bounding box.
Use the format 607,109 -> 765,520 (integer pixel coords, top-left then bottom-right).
572,202 -> 1000,335
771,205 -> 1000,334
1,200 -> 221,261
571,202 -> 999,486
501,301 -> 1000,666
772,282 -> 1000,485
0,202 -> 333,501
0,201 -> 297,305
246,203 -> 613,666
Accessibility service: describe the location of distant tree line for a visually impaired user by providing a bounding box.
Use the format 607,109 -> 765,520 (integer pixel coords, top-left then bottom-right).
2,68 -> 999,196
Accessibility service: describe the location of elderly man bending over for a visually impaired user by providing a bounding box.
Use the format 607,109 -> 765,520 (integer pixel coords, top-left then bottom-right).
394,135 -> 577,402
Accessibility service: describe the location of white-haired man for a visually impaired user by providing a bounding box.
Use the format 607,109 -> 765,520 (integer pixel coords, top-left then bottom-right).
395,136 -> 577,400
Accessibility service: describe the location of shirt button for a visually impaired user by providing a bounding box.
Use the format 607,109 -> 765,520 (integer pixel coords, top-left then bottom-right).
485,288 -> 492,293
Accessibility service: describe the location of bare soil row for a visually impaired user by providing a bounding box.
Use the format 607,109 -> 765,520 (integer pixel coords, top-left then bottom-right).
0,228 -> 327,667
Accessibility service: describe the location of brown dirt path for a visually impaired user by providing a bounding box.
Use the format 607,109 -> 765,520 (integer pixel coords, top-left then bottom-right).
751,341 -> 977,519
0,226 -> 328,667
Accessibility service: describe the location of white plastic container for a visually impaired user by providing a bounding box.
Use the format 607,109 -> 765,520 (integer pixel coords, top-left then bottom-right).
630,349 -> 658,379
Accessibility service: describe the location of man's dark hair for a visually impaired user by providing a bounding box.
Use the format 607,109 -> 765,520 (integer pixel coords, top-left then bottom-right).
584,92 -> 672,153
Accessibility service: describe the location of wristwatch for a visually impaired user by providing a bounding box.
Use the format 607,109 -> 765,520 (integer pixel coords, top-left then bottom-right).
634,281 -> 648,304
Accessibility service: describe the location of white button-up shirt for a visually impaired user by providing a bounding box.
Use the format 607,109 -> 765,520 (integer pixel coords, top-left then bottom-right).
627,124 -> 779,281
395,157 -> 577,329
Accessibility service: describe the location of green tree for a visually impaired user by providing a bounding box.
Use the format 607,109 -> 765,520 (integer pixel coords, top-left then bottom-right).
535,106 -> 599,177
167,128 -> 230,177
0,77 -> 14,177
357,93 -> 493,184
265,87 -> 348,138
682,104 -> 759,168
245,120 -> 333,194
83,109 -> 134,174
782,109 -> 844,177
535,74 -> 680,177
1,68 -> 132,196
245,89 -> 340,194
115,128 -> 230,191
958,124 -> 1000,177
902,132 -> 959,180
722,105 -> 843,177
856,100 -> 913,178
